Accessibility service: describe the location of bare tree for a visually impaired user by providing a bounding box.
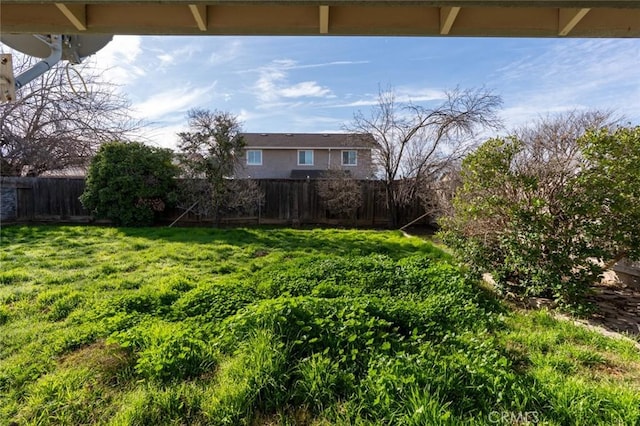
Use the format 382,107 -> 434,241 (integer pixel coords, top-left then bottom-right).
177,109 -> 263,224
317,168 -> 363,223
347,87 -> 502,226
0,53 -> 138,176
222,179 -> 265,218
510,110 -> 614,207
415,160 -> 463,221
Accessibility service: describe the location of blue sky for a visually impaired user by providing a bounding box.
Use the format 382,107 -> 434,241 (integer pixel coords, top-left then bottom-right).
77,36 -> 640,147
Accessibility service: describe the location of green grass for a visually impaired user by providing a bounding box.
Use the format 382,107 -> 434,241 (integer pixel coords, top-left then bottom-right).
1,225 -> 639,425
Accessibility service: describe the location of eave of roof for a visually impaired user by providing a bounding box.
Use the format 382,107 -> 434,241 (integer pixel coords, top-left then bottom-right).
241,133 -> 376,149
1,1 -> 638,37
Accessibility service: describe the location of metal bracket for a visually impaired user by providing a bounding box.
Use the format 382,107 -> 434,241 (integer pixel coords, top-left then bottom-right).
14,35 -> 63,91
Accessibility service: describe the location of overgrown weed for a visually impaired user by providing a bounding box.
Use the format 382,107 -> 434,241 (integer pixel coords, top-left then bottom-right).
0,225 -> 638,425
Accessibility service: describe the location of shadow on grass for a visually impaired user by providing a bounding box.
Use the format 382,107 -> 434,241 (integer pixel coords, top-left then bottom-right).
118,226 -> 450,260
1,224 -> 451,261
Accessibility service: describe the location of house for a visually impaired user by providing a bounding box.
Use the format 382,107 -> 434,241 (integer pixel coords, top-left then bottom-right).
235,133 -> 376,179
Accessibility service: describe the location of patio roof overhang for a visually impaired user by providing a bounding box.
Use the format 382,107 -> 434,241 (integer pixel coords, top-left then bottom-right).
1,0 -> 639,38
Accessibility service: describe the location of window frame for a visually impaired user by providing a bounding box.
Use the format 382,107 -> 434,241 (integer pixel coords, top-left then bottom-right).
246,149 -> 263,166
341,150 -> 358,166
297,149 -> 314,166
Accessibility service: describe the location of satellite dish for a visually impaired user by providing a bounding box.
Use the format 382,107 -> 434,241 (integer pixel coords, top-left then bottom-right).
1,35 -> 53,58
0,34 -> 113,99
0,34 -> 113,64
63,35 -> 113,63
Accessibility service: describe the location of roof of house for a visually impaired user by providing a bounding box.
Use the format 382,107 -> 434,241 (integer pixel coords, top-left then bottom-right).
241,133 -> 375,149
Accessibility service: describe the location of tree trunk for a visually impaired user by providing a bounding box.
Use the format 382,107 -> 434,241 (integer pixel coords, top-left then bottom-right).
604,251 -> 628,270
386,182 -> 398,228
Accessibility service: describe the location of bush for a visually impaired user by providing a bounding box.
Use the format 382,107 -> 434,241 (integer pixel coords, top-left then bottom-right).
80,141 -> 178,226
440,124 -> 640,308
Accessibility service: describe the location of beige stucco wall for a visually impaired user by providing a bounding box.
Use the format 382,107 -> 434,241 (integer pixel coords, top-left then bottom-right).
235,148 -> 374,179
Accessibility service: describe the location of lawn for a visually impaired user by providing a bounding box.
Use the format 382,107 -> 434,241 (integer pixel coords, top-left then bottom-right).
1,226 -> 639,425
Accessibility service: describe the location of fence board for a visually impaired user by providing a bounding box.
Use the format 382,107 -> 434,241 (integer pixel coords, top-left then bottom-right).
1,177 -> 430,228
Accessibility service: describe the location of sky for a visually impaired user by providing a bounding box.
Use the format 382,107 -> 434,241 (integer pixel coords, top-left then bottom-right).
8,35 -> 640,149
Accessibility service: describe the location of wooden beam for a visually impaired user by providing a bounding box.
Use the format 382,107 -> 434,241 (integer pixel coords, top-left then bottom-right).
2,3 -> 639,37
319,5 -> 329,34
55,3 -> 86,31
1,54 -> 17,103
559,7 -> 590,36
440,6 -> 461,35
189,4 -> 207,31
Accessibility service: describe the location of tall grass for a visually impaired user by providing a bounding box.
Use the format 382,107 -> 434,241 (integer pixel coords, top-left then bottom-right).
1,225 -> 639,425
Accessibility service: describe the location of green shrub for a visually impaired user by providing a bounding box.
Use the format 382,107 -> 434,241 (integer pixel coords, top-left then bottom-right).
441,126 -> 640,308
80,141 -> 178,226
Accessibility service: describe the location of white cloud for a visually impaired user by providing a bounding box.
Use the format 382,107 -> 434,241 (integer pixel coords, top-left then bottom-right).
333,87 -> 446,108
237,108 -> 253,123
499,104 -> 587,130
334,98 -> 380,108
92,35 -> 145,84
131,83 -> 216,121
279,81 -> 332,98
495,39 -> 640,128
276,60 -> 370,70
255,67 -> 287,102
209,39 -> 243,65
140,123 -> 186,150
395,87 -> 446,103
157,53 -> 173,65
253,59 -> 335,105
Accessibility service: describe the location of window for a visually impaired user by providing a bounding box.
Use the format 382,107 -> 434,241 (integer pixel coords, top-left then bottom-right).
298,150 -> 314,165
342,150 -> 357,166
247,150 -> 262,165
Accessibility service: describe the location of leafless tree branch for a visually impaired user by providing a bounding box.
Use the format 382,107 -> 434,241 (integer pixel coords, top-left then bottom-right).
0,53 -> 139,176
346,86 -> 502,226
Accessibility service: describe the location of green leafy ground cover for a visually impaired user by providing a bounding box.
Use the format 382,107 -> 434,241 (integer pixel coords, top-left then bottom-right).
1,226 -> 639,425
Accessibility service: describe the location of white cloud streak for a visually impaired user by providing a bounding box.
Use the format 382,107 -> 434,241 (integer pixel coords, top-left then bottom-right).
254,60 -> 334,105
131,83 -> 217,121
279,81 -> 332,98
92,36 -> 145,84
333,87 -> 446,108
209,39 -> 243,65
496,39 -> 640,128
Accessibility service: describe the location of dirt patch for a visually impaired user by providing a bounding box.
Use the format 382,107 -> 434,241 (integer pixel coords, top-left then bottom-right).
482,272 -> 640,349
59,340 -> 132,384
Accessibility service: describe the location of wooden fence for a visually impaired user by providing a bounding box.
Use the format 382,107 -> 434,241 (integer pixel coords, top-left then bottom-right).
1,177 -> 90,223
0,177 -> 429,228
